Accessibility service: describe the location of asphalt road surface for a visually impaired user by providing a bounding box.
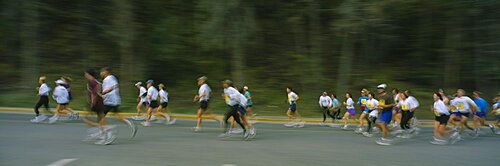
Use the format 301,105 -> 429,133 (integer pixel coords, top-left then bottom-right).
0,112 -> 499,166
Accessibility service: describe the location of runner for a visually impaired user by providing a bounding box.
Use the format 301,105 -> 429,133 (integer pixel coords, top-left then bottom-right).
236,89 -> 256,139
355,89 -> 369,133
82,69 -> 116,145
243,86 -> 255,117
430,92 -> 459,145
362,92 -> 379,137
393,91 -> 419,138
342,93 -> 356,130
330,93 -> 342,122
193,76 -> 220,132
157,83 -> 176,125
391,88 -> 401,129
491,97 -> 500,134
438,89 -> 450,105
99,67 -> 137,138
374,84 -> 396,146
31,76 -> 52,123
132,82 -> 148,120
472,91 -> 495,133
218,80 -> 248,139
319,91 -> 334,126
284,87 -> 304,127
449,89 -> 478,135
60,76 -> 78,120
48,80 -> 74,124
141,80 -> 163,127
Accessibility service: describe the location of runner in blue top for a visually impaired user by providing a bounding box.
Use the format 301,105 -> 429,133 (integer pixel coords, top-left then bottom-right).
243,86 -> 255,117
472,91 -> 495,133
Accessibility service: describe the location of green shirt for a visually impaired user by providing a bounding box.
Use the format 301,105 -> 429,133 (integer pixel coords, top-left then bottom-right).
378,93 -> 394,112
244,91 -> 253,106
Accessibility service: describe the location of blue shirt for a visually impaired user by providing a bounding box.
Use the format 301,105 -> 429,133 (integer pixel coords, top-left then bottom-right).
333,98 -> 339,108
474,97 -> 488,113
358,96 -> 369,106
244,91 -> 253,106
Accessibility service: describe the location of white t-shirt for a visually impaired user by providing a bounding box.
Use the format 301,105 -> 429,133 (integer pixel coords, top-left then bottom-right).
238,93 -> 248,107
53,85 -> 69,104
433,100 -> 450,116
319,96 -> 333,107
139,87 -> 147,103
288,92 -> 298,104
147,86 -> 159,102
345,98 -> 355,109
224,87 -> 240,106
397,98 -> 417,111
159,89 -> 168,103
451,96 -> 476,113
102,75 -> 121,106
366,98 -> 379,111
39,83 -> 50,96
198,84 -> 211,101
408,96 -> 420,109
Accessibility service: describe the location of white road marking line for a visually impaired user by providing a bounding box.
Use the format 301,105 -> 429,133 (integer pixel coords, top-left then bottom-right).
47,158 -> 78,166
221,164 -> 236,166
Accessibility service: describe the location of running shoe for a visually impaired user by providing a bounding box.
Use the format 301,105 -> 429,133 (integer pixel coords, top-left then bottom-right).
319,122 -> 325,127
125,120 -> 138,139
449,132 -> 460,144
355,128 -> 363,134
229,128 -> 244,134
141,121 -> 151,127
249,127 -> 256,139
362,132 -> 373,137
375,138 -> 393,146
103,131 -> 117,145
167,119 -> 177,125
391,129 -> 404,135
296,122 -> 305,128
341,125 -> 348,130
244,131 -> 250,140
430,138 -> 448,145
488,124 -> 495,133
192,127 -> 201,132
130,116 -> 145,121
48,115 -> 59,124
218,132 -> 231,138
284,122 -> 295,127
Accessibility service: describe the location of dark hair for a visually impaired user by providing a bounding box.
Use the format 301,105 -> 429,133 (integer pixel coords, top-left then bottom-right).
401,91 -> 409,98
392,88 -> 399,93
345,92 -> 352,98
331,92 -> 337,98
101,67 -> 112,72
434,92 -> 443,101
287,87 -> 294,92
85,69 -> 98,79
368,92 -> 376,98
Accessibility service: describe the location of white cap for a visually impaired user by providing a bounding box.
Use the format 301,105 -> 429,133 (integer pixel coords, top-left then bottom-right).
243,86 -> 249,90
55,80 -> 65,84
135,82 -> 142,86
377,83 -> 387,89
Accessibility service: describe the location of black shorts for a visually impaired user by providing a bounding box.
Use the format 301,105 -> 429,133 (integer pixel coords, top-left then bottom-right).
104,105 -> 120,115
141,101 -> 148,107
149,100 -> 158,108
247,105 -> 253,108
161,102 -> 168,108
460,112 -> 471,118
58,103 -> 69,106
289,103 -> 297,112
199,100 -> 209,110
435,114 -> 449,125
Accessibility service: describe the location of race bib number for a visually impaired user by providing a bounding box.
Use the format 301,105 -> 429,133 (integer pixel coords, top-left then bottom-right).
402,104 -> 408,111
361,99 -> 367,105
225,95 -> 230,102
367,103 -> 373,108
379,100 -> 385,106
458,103 -> 464,110
433,110 -> 440,117
450,106 -> 457,111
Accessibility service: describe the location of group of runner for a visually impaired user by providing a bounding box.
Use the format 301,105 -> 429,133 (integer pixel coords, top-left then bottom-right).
302,83 -> 500,145
30,70 -> 500,145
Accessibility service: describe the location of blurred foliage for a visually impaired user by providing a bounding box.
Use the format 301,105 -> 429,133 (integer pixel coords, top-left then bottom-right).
1,0 -> 499,119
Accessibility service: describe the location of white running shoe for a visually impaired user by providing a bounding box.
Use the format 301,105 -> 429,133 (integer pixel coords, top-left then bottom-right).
430,138 -> 448,145
141,121 -> 151,127
48,115 -> 59,124
362,132 -> 373,137
229,128 -> 244,134
391,129 -> 404,135
376,138 -> 393,146
30,116 -> 45,123
296,122 -> 305,128
488,124 -> 495,133
249,127 -> 256,138
341,125 -> 348,130
218,132 -> 231,138
167,119 -> 177,125
103,131 -> 117,145
130,116 -> 145,121
319,122 -> 325,127
449,132 -> 460,144
284,122 -> 295,127
192,127 -> 201,132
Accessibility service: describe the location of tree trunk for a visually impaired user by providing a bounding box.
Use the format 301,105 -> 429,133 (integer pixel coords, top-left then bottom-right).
19,0 -> 39,89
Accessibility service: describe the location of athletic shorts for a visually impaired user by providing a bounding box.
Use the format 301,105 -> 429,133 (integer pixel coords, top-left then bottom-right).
346,108 -> 356,116
497,115 -> 500,121
459,112 -> 470,117
393,107 -> 400,113
474,111 -> 486,118
379,111 -> 392,124
360,106 -> 366,112
141,101 -> 148,107
161,102 -> 168,108
149,101 -> 158,108
289,103 -> 297,112
452,112 -> 461,116
237,106 -> 247,115
435,114 -> 449,125
104,105 -> 120,114
247,105 -> 253,108
199,100 -> 209,110
58,103 -> 69,106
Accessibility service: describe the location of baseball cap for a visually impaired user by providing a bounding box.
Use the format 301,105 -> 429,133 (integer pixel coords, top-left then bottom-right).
243,86 -> 249,90
197,76 -> 208,81
55,80 -> 65,84
135,82 -> 142,86
158,83 -> 165,88
146,80 -> 154,84
377,84 -> 387,89
222,80 -> 233,85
